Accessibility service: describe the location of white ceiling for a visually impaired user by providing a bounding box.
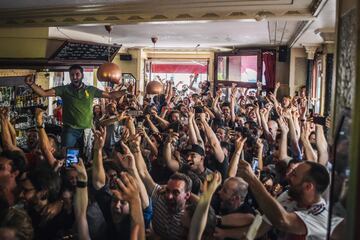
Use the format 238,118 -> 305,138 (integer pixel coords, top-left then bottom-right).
293,0 -> 336,47
54,19 -> 299,48
1,0 -> 336,50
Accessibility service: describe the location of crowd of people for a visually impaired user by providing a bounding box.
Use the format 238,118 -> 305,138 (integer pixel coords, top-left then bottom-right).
0,64 -> 341,240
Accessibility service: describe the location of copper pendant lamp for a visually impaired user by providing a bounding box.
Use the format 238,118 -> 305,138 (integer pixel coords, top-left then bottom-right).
145,36 -> 163,94
97,25 -> 122,84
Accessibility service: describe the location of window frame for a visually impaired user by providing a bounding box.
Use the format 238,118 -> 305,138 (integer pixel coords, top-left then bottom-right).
214,49 -> 263,90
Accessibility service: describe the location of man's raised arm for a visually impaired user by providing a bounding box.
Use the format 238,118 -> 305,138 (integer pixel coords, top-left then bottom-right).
25,75 -> 55,97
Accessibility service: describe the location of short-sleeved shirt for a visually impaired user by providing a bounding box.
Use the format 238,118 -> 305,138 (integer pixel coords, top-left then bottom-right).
53,84 -> 103,129
179,162 -> 213,194
263,191 -> 329,240
151,184 -> 187,240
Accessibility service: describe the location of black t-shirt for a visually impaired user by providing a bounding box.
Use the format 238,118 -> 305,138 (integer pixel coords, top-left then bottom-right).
179,162 -> 212,194
94,185 -> 131,240
205,153 -> 229,180
27,205 -> 74,240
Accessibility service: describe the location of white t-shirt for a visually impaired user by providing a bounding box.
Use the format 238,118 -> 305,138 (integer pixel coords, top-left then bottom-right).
263,191 -> 328,240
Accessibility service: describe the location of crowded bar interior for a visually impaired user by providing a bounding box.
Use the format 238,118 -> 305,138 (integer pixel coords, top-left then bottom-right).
0,0 -> 358,239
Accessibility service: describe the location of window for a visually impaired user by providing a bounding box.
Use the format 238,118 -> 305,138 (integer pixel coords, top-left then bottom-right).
147,59 -> 209,88
215,49 -> 262,89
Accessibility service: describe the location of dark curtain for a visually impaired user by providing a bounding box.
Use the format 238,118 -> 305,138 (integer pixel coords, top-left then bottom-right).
262,51 -> 276,90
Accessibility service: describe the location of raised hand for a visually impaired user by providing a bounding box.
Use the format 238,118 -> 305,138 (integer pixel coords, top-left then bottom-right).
275,82 -> 281,89
277,117 -> 289,133
165,132 -> 179,145
73,158 -> 88,182
35,108 -> 44,125
115,172 -> 140,202
259,108 -> 268,116
300,122 -> 312,141
115,141 -> 137,171
24,74 -> 35,86
93,126 -> 106,150
235,136 -> 247,151
150,108 -> 158,116
282,108 -> 292,120
203,171 -> 222,195
237,159 -> 256,183
255,138 -> 264,149
199,112 -> 207,122
187,108 -> 195,119
216,88 -> 223,98
0,107 -> 8,121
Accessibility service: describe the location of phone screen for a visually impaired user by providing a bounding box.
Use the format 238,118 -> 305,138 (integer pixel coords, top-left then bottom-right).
313,116 -> 326,125
252,158 -> 259,172
66,148 -> 80,167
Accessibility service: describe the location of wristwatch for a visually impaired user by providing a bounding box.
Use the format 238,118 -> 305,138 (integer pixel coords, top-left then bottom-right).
36,123 -> 45,129
216,215 -> 222,226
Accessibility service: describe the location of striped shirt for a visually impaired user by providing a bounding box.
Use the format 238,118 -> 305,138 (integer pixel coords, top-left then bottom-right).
151,184 -> 187,240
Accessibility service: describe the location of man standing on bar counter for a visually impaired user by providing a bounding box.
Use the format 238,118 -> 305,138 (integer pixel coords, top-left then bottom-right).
24,64 -> 124,150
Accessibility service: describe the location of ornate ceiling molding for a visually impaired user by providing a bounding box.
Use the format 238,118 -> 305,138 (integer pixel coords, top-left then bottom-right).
315,27 -> 335,43
0,0 -> 313,27
287,0 -> 328,47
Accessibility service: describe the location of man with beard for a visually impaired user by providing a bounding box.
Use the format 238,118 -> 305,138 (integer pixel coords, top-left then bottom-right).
150,173 -> 192,240
214,161 -> 330,240
163,139 -> 212,194
25,65 -> 124,148
217,177 -> 254,216
211,177 -> 255,240
18,167 -> 72,240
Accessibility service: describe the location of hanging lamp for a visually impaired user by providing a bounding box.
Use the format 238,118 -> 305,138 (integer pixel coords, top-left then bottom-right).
97,25 -> 122,84
146,36 -> 163,94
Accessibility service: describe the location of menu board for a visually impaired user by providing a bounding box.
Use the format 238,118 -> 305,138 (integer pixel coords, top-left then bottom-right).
51,40 -> 121,62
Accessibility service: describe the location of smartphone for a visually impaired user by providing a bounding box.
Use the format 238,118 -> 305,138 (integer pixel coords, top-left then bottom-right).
313,116 -> 326,125
309,108 -> 314,117
66,148 -> 80,167
127,110 -> 143,117
261,91 -> 267,97
194,106 -> 204,114
252,158 -> 259,172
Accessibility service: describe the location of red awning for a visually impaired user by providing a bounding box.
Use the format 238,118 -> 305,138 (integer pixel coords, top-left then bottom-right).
152,64 -> 208,74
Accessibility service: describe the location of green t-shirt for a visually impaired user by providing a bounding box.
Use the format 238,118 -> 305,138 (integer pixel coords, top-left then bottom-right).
54,84 -> 103,129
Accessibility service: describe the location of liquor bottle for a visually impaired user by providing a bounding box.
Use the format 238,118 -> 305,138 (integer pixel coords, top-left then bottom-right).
0,88 -> 3,104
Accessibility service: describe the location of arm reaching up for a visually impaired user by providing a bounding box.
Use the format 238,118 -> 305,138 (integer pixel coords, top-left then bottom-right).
115,172 -> 145,240
188,172 -> 222,240
0,108 -> 21,152
200,113 -> 225,163
73,159 -> 91,240
163,133 -> 181,172
25,74 -> 56,97
115,141 -> 150,209
228,136 -> 247,178
92,126 -> 106,190
315,124 -> 328,166
35,108 -> 57,167
300,123 -> 317,162
277,117 -> 291,162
